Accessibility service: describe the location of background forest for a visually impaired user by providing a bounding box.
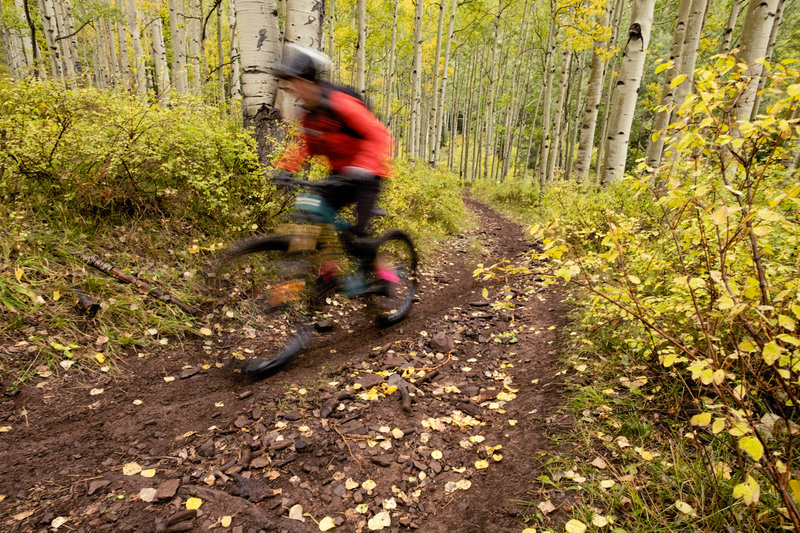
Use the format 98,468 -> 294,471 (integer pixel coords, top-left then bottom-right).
2,0 -> 800,531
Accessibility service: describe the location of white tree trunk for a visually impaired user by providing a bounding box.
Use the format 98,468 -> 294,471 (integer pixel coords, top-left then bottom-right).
149,9 -> 171,100
483,0 -> 503,179
0,3 -> 28,78
355,0 -> 366,94
382,0 -> 399,125
59,0 -> 80,80
718,0 -> 742,54
93,23 -> 111,87
236,0 -> 282,120
102,17 -> 120,86
125,0 -> 148,95
12,0 -> 34,71
409,0 -> 424,158
432,0 -> 457,166
546,49 -> 570,182
52,0 -> 77,85
537,2 -> 557,187
733,0 -> 780,126
425,0 -> 445,162
169,0 -> 189,93
644,0 -> 693,172
575,6 -> 610,182
749,0 -> 784,120
229,0 -> 242,102
600,0 -> 656,185
38,0 -> 63,79
280,0 -> 324,119
187,0 -> 202,92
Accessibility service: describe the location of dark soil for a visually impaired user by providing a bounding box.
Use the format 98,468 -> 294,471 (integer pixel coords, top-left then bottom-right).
0,199 -> 571,533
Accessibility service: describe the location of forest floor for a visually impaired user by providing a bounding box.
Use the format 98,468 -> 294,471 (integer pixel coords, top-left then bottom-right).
0,199 -> 576,533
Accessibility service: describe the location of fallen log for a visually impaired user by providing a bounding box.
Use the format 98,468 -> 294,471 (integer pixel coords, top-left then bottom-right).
74,251 -> 198,315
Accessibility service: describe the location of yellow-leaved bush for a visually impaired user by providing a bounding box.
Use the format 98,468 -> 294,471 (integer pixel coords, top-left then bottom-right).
537,57 -> 800,529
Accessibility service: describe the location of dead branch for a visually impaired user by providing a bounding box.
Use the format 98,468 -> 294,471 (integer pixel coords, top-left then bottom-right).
74,251 -> 198,315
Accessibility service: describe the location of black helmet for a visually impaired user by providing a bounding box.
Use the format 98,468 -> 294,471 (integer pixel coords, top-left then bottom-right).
276,43 -> 331,82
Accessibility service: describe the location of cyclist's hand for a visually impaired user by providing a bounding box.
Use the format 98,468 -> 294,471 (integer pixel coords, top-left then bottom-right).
272,169 -> 294,187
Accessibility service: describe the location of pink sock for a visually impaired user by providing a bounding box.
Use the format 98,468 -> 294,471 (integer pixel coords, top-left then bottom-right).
378,267 -> 400,283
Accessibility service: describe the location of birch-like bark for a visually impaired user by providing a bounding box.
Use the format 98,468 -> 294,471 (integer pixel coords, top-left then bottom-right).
280,0 -> 324,119
409,0 -> 424,158
38,0 -> 64,79
383,0 -> 399,125
149,8 -> 171,100
12,0 -> 34,72
564,50 -> 586,180
733,0 -> 779,126
500,0 -> 530,179
537,0 -> 558,188
59,0 -> 80,80
593,0 -> 625,177
600,0 -> 656,185
546,49 -> 570,182
718,0 -> 743,54
749,0 -> 784,120
575,6 -> 610,182
168,0 -> 189,93
115,14 -> 131,88
93,23 -> 110,87
52,0 -> 77,85
483,0 -> 503,179
125,0 -> 147,95
237,0 -> 282,120
102,17 -> 119,86
186,0 -> 203,92
1,3 -> 27,78
643,0 -> 693,172
424,0 -> 445,161
229,0 -> 241,102
432,0 -> 457,166
355,0 -> 366,94
217,2 -> 224,102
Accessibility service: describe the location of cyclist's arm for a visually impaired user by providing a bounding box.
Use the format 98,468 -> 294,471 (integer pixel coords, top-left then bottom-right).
329,91 -> 393,174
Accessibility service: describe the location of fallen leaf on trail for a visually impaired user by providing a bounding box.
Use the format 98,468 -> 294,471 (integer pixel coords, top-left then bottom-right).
675,501 -> 696,515
0,426 -> 11,432
475,460 -> 489,469
13,510 -> 34,521
94,353 -> 105,363
599,479 -> 616,489
59,360 -> 74,370
215,402 -> 224,407
508,419 -> 518,426
185,497 -> 203,510
362,479 -> 377,493
564,519 -> 587,533
123,462 -> 142,476
591,457 -> 607,469
133,399 -> 143,405
141,469 -> 156,478
356,503 -> 369,514
221,516 -> 232,528
199,327 -> 212,336
368,511 -> 391,530
0,495 -> 5,502
431,450 -> 443,460
522,528 -> 538,533
739,436 -> 764,461
345,478 -> 359,490
538,500 -> 556,514
139,488 -> 157,502
391,428 -> 404,439
592,514 -> 609,527
383,497 -> 397,509
163,376 -> 175,382
51,517 -> 67,529
288,504 -> 305,521
470,435 -> 485,443
318,516 -> 336,530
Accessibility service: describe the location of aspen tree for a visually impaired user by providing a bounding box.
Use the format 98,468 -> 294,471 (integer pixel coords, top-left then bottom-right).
237,0 -> 281,121
148,8 -> 171,100
574,3 -> 609,182
593,0 -> 625,178
383,0 -> 399,125
115,0 -> 131,88
229,0 -> 242,102
168,0 -> 189,93
546,49 -> 570,182
425,0 -> 445,162
125,0 -> 147,95
187,0 -> 202,91
431,0 -> 457,166
410,0 -> 423,158
718,0 -> 743,54
600,0 -> 656,185
749,0 -> 785,120
733,0 -> 780,126
537,0 -> 558,189
102,17 -> 120,86
356,0 -> 365,94
564,50 -> 586,180
38,0 -> 64,79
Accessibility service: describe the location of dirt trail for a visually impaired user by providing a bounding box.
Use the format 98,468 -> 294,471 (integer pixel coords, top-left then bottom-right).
0,199 -> 571,533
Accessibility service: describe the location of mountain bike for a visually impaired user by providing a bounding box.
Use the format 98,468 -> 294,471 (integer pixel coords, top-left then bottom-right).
216,174 -> 418,379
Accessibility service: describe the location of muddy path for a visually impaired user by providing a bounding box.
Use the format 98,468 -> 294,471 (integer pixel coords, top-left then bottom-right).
0,199 -> 571,533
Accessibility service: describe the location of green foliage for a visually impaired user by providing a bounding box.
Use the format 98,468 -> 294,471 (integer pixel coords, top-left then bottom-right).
0,78 -> 266,228
526,58 -> 800,530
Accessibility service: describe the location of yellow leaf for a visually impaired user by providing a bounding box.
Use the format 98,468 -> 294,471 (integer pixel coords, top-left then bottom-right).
712,417 -> 726,434
15,267 -> 24,281
670,73 -> 687,88
739,436 -> 764,461
762,341 -> 782,365
318,516 -> 336,531
475,460 -> 490,470
362,479 -> 377,492
53,290 -> 61,301
733,476 -> 760,505
789,479 -> 800,506
221,516 -> 232,528
199,327 -> 212,336
564,519 -> 587,533
94,353 -> 106,363
122,462 -> 142,476
367,511 -> 391,530
690,412 -> 712,427
592,514 -> 609,527
185,497 -> 203,510
288,504 -> 305,521
482,288 -> 489,299
141,469 -> 156,478
654,61 -> 673,74
522,529 -> 538,533
675,501 -> 695,515
431,450 -> 443,460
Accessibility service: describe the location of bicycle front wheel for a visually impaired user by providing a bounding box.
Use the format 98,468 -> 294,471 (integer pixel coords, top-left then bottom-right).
215,235 -> 320,378
370,230 -> 418,328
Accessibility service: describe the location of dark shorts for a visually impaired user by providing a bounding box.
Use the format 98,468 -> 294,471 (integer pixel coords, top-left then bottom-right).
321,174 -> 384,236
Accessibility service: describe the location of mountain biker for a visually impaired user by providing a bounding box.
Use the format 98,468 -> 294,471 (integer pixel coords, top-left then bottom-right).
273,44 -> 398,289
274,44 -> 394,241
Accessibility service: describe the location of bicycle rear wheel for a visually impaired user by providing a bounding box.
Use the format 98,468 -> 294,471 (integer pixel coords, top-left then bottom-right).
370,230 -> 418,327
215,235 -> 320,378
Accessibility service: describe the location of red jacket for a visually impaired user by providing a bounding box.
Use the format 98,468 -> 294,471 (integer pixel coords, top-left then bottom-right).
274,89 -> 394,177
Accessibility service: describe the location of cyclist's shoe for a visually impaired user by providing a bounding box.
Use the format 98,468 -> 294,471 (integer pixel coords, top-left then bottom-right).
316,261 -> 341,296
341,271 -> 368,296
373,267 -> 401,298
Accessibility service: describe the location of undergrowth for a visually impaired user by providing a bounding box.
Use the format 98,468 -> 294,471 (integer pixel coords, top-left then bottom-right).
475,58 -> 800,532
0,79 -> 467,388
